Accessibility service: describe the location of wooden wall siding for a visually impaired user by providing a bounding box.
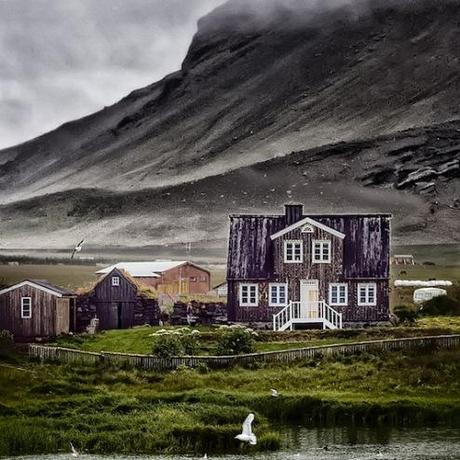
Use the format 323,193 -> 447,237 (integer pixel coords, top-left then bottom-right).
30,334 -> 460,371
76,295 -> 158,332
227,214 -> 391,280
274,226 -> 344,304
93,269 -> 138,302
0,285 -> 66,339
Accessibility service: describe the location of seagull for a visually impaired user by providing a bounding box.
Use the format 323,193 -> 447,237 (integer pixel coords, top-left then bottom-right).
271,389 -> 279,397
71,239 -> 85,260
70,442 -> 79,457
235,413 -> 257,445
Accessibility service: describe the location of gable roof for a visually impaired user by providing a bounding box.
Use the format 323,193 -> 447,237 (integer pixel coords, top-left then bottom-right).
95,260 -> 209,277
228,213 -> 391,280
270,216 -> 345,240
92,267 -> 141,292
0,279 -> 76,297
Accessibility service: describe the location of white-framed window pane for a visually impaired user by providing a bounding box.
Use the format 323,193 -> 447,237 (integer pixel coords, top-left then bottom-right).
358,283 -> 377,306
240,283 -> 258,306
21,297 -> 32,319
112,276 -> 120,286
269,283 -> 288,306
329,284 -> 347,306
284,241 -> 303,263
313,241 -> 331,263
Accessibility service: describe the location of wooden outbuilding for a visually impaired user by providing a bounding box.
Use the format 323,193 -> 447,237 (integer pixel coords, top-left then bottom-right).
76,268 -> 159,331
95,260 -> 211,295
0,279 -> 76,340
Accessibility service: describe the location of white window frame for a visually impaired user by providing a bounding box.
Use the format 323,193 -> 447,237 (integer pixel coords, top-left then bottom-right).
312,240 -> 331,263
112,276 -> 120,287
358,283 -> 377,306
284,240 -> 303,263
269,283 -> 288,307
329,283 -> 348,306
239,283 -> 258,307
21,297 -> 32,319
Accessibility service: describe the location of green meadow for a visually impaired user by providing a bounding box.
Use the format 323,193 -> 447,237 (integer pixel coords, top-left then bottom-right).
1,342 -> 459,457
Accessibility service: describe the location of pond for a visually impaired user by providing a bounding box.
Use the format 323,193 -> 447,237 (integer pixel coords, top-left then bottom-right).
3,426 -> 460,460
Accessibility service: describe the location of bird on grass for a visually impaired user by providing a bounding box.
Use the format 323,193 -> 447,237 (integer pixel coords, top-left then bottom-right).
71,239 -> 85,260
235,413 -> 257,445
70,442 -> 79,457
271,388 -> 279,397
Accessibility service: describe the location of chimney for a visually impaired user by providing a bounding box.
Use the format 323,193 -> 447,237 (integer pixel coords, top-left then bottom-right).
284,204 -> 304,225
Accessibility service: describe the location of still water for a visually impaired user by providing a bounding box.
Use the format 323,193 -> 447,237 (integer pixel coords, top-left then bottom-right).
4,426 -> 460,460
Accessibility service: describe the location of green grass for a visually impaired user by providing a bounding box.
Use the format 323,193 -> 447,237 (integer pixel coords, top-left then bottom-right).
1,345 -> 459,456
0,264 -> 98,291
50,317 -> 460,356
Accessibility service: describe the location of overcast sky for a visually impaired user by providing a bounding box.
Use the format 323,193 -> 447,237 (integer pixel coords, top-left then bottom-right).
0,0 -> 224,150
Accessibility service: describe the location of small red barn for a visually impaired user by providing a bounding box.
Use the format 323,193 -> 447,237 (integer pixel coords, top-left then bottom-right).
96,261 -> 211,295
0,279 -> 76,340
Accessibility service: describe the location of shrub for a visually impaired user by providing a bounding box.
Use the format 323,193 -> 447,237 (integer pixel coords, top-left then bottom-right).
151,333 -> 184,359
216,326 -> 256,356
393,305 -> 418,323
419,296 -> 460,316
151,328 -> 200,358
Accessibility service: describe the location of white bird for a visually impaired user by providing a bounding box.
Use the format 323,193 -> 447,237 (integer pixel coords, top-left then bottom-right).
235,413 -> 257,445
70,442 -> 79,457
71,239 -> 85,260
271,388 -> 279,397
203,454 -> 208,459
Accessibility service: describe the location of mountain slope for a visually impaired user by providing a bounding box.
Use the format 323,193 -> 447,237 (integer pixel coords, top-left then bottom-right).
0,0 -> 459,252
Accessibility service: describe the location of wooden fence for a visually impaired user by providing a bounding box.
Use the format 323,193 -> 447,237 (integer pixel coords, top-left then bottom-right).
29,334 -> 460,372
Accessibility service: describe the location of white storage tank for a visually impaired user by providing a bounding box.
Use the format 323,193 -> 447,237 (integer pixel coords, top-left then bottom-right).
413,287 -> 447,304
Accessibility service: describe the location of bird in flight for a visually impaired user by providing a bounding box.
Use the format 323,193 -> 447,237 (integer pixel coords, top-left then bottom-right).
71,239 -> 85,260
70,442 -> 79,457
271,388 -> 279,397
235,413 -> 257,445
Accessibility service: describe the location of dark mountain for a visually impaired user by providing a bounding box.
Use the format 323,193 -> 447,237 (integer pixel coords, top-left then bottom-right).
0,0 -> 459,253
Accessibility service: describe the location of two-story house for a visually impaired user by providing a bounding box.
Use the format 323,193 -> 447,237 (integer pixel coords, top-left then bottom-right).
227,204 -> 391,330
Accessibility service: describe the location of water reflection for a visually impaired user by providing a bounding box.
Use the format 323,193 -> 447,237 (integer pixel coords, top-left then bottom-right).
4,426 -> 460,460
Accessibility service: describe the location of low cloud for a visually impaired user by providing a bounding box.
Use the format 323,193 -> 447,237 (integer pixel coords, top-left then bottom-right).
0,0 -> 224,149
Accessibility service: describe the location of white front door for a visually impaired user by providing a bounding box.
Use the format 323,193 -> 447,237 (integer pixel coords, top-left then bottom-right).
300,280 -> 319,318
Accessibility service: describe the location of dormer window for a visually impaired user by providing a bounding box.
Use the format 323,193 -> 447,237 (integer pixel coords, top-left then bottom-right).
312,240 -> 331,263
112,276 -> 120,287
284,240 -> 303,263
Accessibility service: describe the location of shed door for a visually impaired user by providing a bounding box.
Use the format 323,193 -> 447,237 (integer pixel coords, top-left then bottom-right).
55,298 -> 70,335
300,280 -> 319,318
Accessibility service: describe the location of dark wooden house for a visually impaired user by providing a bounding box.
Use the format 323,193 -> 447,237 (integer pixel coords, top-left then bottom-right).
227,204 -> 391,330
76,268 -> 159,331
0,279 -> 76,340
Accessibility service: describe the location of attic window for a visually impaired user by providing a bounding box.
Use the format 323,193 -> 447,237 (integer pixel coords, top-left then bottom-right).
301,224 -> 314,233
21,297 -> 32,319
112,276 -> 120,287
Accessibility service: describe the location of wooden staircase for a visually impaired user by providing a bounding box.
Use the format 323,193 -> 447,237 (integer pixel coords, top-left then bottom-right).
273,300 -> 343,331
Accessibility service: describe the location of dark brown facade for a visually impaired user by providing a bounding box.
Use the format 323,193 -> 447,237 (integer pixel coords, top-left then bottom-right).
76,268 -> 159,331
227,204 -> 391,326
0,280 -> 75,340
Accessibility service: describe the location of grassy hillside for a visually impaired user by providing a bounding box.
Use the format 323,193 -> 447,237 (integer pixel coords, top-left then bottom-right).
1,343 -> 459,456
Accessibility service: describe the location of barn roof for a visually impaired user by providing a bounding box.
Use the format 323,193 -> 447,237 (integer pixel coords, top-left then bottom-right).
0,279 -> 76,297
227,210 -> 391,280
96,260 -> 209,277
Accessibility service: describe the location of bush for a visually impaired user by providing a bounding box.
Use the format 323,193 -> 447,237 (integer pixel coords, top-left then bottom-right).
151,328 -> 200,358
393,305 -> 418,323
151,333 -> 184,359
216,326 -> 256,356
419,296 -> 460,316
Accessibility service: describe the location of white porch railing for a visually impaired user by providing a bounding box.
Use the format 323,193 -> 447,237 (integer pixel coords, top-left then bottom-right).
273,300 -> 342,331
